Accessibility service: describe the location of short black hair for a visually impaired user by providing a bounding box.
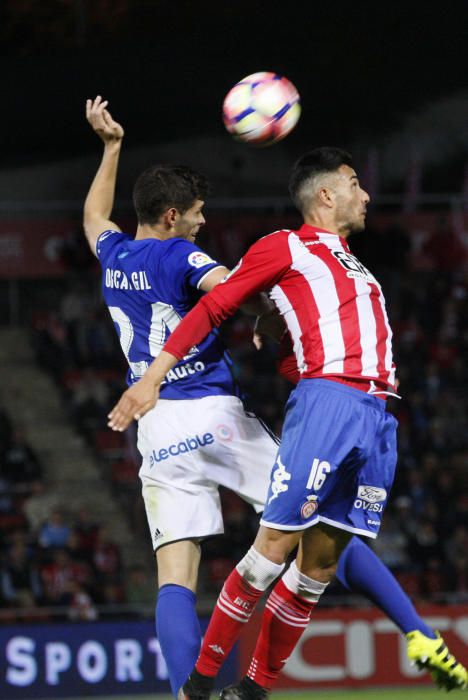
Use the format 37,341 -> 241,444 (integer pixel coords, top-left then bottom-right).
133,165 -> 210,225
289,147 -> 353,212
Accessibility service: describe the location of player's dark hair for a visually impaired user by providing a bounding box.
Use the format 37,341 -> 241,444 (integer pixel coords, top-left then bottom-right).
133,165 -> 210,225
289,147 -> 353,212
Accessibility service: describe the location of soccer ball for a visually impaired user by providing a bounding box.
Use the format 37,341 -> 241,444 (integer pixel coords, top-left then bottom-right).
222,72 -> 301,146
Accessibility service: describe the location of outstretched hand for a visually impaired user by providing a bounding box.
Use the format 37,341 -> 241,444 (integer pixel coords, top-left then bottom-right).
86,95 -> 124,144
108,351 -> 178,431
107,375 -> 160,432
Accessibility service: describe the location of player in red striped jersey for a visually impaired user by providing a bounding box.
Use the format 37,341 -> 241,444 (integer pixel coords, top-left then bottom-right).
107,148 -> 401,700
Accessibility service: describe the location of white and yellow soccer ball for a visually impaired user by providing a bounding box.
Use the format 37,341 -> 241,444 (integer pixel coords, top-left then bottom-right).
222,72 -> 301,146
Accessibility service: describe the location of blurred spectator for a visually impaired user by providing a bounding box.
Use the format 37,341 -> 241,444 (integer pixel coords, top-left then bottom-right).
422,215 -> 467,272
41,548 -> 92,606
420,557 -> 447,600
125,565 -> 155,607
32,312 -> 70,377
66,529 -> 93,565
23,481 -> 59,532
453,492 -> 468,531
74,507 -> 99,553
92,526 -> 122,582
82,308 -> 117,368
59,227 -> 96,272
39,509 -> 71,549
445,525 -> 468,573
371,513 -> 409,571
70,368 -> 110,434
0,541 -> 42,607
0,406 -> 13,453
101,582 -> 126,606
392,495 -> 418,540
1,427 -> 43,491
447,552 -> 468,599
409,518 -> 440,570
0,476 -> 13,516
405,470 -> 429,515
59,283 -> 94,367
0,490 -> 28,538
67,581 -> 98,621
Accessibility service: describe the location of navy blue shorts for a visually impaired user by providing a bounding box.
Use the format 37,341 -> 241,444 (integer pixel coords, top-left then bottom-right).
260,379 -> 398,538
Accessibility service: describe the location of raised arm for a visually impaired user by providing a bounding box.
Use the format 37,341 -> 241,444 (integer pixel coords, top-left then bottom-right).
83,96 -> 124,255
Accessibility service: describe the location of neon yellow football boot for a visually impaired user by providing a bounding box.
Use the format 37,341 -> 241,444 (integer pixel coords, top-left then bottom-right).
406,630 -> 467,691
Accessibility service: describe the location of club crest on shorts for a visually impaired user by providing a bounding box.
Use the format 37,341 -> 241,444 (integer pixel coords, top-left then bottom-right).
300,495 -> 318,519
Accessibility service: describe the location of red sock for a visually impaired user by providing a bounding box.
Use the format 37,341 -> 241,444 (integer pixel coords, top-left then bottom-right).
196,568 -> 263,677
247,578 -> 316,690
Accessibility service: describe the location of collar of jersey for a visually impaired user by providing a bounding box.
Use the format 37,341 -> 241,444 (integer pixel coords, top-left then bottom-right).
298,223 -> 348,245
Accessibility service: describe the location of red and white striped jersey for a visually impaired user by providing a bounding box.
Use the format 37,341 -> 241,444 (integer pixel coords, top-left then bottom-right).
165,224 -> 396,392
216,224 -> 395,389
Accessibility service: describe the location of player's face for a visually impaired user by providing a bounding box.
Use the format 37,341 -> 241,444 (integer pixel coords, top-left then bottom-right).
175,200 -> 206,243
333,165 -> 370,236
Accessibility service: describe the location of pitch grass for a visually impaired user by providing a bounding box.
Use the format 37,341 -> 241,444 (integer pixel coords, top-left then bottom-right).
52,688 -> 467,700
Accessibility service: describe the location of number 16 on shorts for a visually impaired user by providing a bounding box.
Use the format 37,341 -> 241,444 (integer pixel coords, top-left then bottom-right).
306,458 -> 331,491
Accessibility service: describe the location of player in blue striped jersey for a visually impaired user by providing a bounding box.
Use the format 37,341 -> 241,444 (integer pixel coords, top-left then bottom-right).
84,96 -> 280,696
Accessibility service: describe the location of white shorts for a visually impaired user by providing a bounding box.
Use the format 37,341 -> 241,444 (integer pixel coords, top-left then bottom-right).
137,395 -> 279,550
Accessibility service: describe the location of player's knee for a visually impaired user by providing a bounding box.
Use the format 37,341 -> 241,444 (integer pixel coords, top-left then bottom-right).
283,560 -> 329,600
156,540 -> 200,591
253,526 -> 301,564
300,535 -> 349,582
157,570 -> 197,590
301,525 -> 351,571
300,561 -> 338,584
236,546 -> 285,590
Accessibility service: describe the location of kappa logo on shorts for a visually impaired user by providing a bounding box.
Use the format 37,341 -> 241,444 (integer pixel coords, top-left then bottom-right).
149,433 -> 214,466
268,455 -> 291,504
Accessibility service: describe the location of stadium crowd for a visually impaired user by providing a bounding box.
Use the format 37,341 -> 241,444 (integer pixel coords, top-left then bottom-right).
0,209 -> 466,616
0,404 -> 154,619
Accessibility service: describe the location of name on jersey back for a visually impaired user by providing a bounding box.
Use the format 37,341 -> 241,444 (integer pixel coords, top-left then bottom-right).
105,269 -> 152,291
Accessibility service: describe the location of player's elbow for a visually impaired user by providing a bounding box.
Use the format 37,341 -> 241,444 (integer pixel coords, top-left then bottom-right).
83,207 -> 93,235
82,215 -> 101,256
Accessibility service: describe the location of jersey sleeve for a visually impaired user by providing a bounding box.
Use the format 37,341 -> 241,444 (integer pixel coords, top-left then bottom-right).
206,230 -> 292,314
96,229 -> 128,264
164,231 -> 292,359
162,238 -> 224,291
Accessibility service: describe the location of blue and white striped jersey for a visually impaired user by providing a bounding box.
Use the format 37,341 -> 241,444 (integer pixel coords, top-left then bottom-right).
97,230 -> 239,399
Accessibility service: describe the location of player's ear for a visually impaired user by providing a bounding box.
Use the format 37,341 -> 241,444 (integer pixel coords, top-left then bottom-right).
318,186 -> 334,209
163,207 -> 178,229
